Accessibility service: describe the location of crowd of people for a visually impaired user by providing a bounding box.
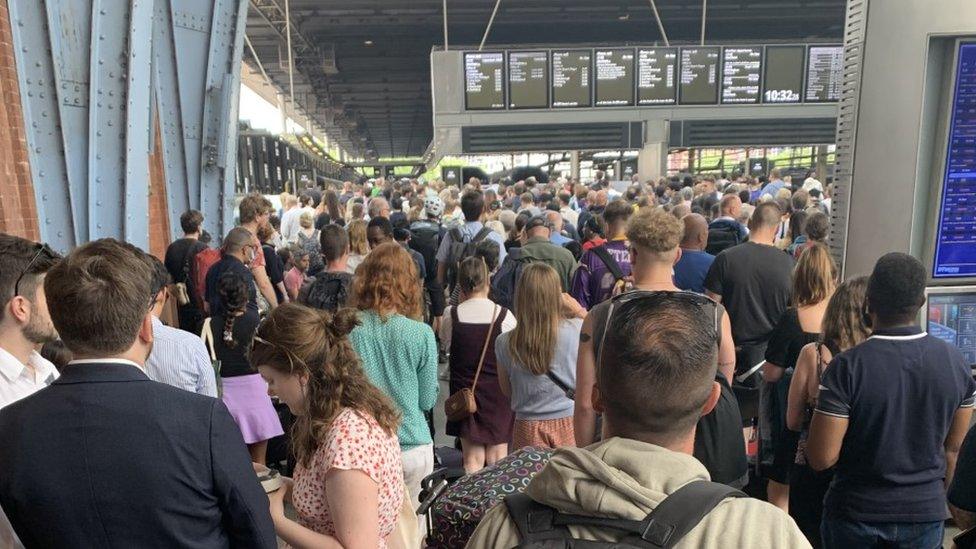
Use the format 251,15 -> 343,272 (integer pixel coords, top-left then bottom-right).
0,167 -> 974,549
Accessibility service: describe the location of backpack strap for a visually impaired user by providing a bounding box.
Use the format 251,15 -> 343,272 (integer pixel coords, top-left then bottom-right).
591,245 -> 624,282
449,227 -> 463,244
504,492 -> 572,544
630,481 -> 746,548
472,226 -> 493,243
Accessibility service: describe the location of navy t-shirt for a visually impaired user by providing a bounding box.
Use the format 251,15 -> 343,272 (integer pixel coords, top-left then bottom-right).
673,249 -> 715,294
816,325 -> 976,522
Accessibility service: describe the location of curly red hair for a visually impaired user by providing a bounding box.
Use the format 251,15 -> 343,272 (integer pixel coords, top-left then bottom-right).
350,242 -> 423,320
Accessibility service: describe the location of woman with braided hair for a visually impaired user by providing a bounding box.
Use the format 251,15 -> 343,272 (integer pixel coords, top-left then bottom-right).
211,271 -> 283,465
250,303 -> 405,549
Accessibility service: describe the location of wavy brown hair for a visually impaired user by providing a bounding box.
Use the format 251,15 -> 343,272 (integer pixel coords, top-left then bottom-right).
822,276 -> 870,352
249,303 -> 400,468
350,242 -> 423,320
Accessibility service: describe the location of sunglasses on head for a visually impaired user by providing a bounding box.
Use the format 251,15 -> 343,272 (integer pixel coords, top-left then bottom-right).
14,243 -> 55,298
596,290 -> 720,371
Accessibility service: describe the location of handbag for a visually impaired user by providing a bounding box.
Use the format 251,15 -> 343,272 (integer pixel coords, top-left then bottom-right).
444,306 -> 499,423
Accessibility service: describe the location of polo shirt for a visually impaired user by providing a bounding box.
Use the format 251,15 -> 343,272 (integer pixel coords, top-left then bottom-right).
519,236 -> 577,292
816,325 -> 976,522
0,348 -> 58,409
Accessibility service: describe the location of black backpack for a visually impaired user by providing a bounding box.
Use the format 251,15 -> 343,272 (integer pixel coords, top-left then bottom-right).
300,272 -> 352,312
409,220 -> 441,282
446,226 -> 493,289
491,248 -> 528,311
705,224 -> 743,256
504,480 -> 746,548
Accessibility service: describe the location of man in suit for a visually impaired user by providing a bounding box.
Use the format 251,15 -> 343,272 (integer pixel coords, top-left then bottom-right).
0,239 -> 277,548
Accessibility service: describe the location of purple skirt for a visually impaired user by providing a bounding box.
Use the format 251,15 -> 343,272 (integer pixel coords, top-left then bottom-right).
221,374 -> 285,444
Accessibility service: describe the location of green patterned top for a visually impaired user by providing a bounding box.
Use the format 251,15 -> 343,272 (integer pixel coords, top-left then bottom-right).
350,310 -> 439,450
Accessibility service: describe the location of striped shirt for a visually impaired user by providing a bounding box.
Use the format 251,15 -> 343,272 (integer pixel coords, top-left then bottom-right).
145,316 -> 218,397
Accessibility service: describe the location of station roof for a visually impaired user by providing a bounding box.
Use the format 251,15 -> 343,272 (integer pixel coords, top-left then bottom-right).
244,0 -> 846,160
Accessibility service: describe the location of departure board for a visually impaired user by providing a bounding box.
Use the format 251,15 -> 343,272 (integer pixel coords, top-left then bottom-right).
927,291 -> 976,366
508,51 -> 549,109
464,52 -> 505,110
637,48 -> 677,105
551,49 -> 592,108
721,47 -> 763,104
679,47 -> 720,104
763,45 -> 805,103
594,48 -> 635,106
933,43 -> 976,278
805,45 -> 843,102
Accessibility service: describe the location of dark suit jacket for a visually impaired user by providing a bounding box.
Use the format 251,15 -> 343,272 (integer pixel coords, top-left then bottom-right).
0,361 -> 277,548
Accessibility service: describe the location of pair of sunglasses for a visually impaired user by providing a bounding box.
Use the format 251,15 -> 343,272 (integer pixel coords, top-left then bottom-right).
595,290 -> 720,371
14,243 -> 55,297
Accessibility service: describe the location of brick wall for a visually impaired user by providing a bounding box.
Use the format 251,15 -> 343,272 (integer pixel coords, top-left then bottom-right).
148,117 -> 170,259
0,0 -> 38,240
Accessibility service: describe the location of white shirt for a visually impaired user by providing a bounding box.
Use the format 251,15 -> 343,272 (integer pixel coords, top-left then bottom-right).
439,297 -> 517,351
0,347 -> 59,409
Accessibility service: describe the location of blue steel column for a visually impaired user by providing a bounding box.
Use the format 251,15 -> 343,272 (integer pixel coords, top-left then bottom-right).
9,0 -> 247,249
7,1 -> 77,252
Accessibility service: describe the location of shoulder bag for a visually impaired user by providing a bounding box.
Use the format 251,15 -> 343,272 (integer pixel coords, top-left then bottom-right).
444,306 -> 499,422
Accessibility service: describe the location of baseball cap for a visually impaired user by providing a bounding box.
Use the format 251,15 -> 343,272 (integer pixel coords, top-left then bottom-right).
525,214 -> 553,232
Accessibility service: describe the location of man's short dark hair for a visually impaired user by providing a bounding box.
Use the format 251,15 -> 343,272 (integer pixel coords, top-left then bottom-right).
319,225 -> 349,263
366,216 -> 393,238
867,252 -> 926,323
179,210 -> 204,234
147,255 -> 171,300
738,189 -> 751,205
460,190 -> 485,221
603,199 -> 633,226
44,239 -> 153,357
751,201 -> 782,230
600,296 -> 718,442
0,234 -> 61,321
804,212 -> 830,241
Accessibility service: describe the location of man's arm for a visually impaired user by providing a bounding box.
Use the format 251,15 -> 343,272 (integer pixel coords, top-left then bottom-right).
806,413 -> 848,471
573,313 -> 598,446
417,328 -> 439,412
950,423 -> 976,530
209,401 -> 278,548
191,338 -> 218,398
275,281 -> 289,304
946,407 -> 974,489
251,265 -> 279,308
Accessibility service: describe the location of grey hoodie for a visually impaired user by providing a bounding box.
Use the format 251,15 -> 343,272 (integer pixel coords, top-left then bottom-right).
466,437 -> 810,548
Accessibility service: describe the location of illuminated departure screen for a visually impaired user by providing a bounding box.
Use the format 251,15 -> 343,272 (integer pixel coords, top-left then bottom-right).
763,45 -> 805,103
805,45 -> 843,102
594,48 -> 635,106
464,52 -> 505,110
507,51 -> 548,109
551,50 -> 592,108
928,292 -> 976,366
637,48 -> 677,105
679,47 -> 720,105
933,43 -> 976,278
721,47 -> 763,104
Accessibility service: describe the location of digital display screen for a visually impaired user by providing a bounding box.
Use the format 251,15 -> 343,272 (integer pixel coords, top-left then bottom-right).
763,45 -> 805,103
507,51 -> 549,109
551,50 -> 592,108
805,45 -> 843,102
594,48 -> 635,106
637,48 -> 677,105
464,52 -> 505,110
934,43 -> 976,278
928,291 -> 976,366
679,47 -> 720,105
721,47 -> 763,104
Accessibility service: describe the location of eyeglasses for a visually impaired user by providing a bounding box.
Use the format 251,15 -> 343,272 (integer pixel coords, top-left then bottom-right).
596,290 -> 720,371
14,243 -> 55,298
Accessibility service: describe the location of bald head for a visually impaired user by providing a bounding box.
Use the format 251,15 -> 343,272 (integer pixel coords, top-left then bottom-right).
545,210 -> 563,232
720,194 -> 742,218
681,213 -> 709,251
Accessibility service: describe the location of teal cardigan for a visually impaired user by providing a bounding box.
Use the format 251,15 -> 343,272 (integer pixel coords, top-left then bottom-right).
350,310 -> 439,450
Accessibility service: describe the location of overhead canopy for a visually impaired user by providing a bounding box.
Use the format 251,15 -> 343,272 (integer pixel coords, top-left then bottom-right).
244,0 -> 845,160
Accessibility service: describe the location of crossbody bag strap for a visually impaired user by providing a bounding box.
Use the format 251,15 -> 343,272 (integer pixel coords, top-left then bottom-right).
200,318 -> 217,362
545,370 -> 576,401
591,245 -> 624,281
469,305 -> 499,392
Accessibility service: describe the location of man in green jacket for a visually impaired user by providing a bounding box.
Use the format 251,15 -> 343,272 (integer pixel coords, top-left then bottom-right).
518,214 -> 577,291
466,294 -> 809,548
